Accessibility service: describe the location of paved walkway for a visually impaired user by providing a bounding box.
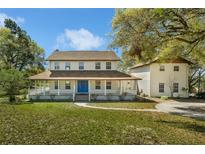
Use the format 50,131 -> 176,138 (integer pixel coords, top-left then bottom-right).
74,100 -> 205,120
156,100 -> 205,120
75,102 -> 159,112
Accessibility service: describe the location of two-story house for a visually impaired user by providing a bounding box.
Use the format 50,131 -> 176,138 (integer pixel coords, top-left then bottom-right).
29,50 -> 140,101
130,57 -> 192,98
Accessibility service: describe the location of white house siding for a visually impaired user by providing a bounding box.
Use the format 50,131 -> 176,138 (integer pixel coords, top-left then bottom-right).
130,65 -> 151,96
150,63 -> 189,98
89,80 -> 121,95
49,61 -> 119,70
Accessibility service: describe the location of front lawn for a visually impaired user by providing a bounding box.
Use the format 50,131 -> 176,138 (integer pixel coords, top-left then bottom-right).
89,102 -> 157,109
0,103 -> 205,144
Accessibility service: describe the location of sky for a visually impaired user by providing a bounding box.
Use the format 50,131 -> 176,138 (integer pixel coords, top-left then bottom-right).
0,8 -> 121,58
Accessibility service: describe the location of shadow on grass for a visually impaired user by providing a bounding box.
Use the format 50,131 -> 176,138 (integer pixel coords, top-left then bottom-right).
157,119 -> 205,133
172,98 -> 205,103
174,106 -> 205,114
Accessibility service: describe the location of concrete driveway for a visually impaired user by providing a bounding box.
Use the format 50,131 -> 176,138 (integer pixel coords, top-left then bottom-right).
156,100 -> 205,120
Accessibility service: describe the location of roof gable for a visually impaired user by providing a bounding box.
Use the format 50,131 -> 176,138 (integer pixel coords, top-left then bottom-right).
130,56 -> 193,69
47,50 -> 120,61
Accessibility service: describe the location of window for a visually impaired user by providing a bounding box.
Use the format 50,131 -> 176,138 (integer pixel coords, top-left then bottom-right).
95,62 -> 101,70
159,65 -> 165,71
54,80 -> 58,90
159,83 -> 164,93
54,62 -> 60,70
65,62 -> 70,70
173,83 -> 179,93
106,62 -> 111,70
106,81 -> 112,90
174,66 -> 179,71
65,81 -> 71,89
95,80 -> 101,89
79,62 -> 84,70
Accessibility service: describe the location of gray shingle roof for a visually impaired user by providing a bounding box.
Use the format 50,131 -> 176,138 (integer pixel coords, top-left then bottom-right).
47,50 -> 120,61
29,70 -> 141,80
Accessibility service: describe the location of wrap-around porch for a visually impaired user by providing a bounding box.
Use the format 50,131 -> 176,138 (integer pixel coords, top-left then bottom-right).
29,79 -> 138,101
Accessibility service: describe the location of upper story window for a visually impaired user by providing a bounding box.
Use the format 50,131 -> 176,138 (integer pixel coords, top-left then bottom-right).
159,83 -> 164,93
106,81 -> 112,90
95,80 -> 101,89
159,65 -> 165,71
106,62 -> 111,70
65,81 -> 71,89
173,83 -> 179,93
79,62 -> 84,70
54,62 -> 60,70
65,62 -> 71,70
174,66 -> 179,71
95,62 -> 101,70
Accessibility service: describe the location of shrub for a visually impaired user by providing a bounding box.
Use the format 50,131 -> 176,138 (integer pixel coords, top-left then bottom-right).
160,96 -> 168,100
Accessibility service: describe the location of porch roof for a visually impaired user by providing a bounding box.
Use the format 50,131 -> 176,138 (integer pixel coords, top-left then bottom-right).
29,70 -> 141,80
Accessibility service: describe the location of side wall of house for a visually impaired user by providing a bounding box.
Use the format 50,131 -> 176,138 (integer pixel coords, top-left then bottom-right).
130,66 -> 151,96
150,63 -> 189,98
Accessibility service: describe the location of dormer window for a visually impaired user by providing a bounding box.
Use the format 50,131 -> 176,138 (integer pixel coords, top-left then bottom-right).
95,62 -> 101,70
174,66 -> 179,71
106,62 -> 111,70
54,62 -> 60,70
160,65 -> 165,71
79,62 -> 84,70
65,62 -> 70,70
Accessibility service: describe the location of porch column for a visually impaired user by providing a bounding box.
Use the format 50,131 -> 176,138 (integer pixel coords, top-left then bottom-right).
73,80 -> 76,101
35,80 -> 37,95
120,80 -> 123,95
88,80 -> 91,101
104,80 -> 107,96
40,80 -> 43,95
43,80 -> 46,96
57,80 -> 60,96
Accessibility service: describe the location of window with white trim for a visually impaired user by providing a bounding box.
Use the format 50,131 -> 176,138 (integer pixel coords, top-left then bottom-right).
159,65 -> 165,71
65,62 -> 71,70
54,62 -> 60,70
54,81 -> 58,90
159,83 -> 164,93
106,81 -> 112,90
95,80 -> 101,89
174,66 -> 179,71
65,81 -> 71,89
79,62 -> 84,70
95,62 -> 101,70
173,83 -> 179,93
106,62 -> 111,70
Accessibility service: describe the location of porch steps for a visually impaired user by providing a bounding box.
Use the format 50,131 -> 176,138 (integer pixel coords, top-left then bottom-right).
75,94 -> 89,102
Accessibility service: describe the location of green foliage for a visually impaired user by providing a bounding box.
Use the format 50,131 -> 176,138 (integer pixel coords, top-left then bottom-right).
0,69 -> 27,102
0,19 -> 45,72
111,9 -> 205,66
0,19 -> 45,102
160,96 -> 169,100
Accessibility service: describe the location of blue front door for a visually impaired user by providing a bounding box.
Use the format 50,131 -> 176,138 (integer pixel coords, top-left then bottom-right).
77,80 -> 88,93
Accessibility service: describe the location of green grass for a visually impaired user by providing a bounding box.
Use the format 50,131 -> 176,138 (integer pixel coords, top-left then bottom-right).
89,102 -> 157,109
0,103 -> 205,144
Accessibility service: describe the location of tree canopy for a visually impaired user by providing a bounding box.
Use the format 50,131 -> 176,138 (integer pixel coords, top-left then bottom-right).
0,19 -> 45,102
111,9 -> 205,66
0,19 -> 45,73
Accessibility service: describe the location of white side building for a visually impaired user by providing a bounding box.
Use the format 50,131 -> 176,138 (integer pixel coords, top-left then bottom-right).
130,57 -> 191,98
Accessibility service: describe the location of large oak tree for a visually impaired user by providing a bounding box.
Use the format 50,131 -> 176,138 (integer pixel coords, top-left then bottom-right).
0,19 -> 45,102
111,9 -> 205,92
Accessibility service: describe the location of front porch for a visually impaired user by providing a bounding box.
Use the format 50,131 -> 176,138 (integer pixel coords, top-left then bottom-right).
29,79 -> 138,101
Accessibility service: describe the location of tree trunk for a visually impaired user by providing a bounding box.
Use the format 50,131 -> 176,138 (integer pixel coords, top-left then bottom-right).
9,95 -> 16,103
